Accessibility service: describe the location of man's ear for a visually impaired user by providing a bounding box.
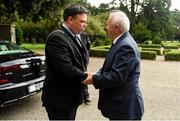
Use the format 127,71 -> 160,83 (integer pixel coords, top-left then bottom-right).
67,16 -> 73,24
115,24 -> 121,32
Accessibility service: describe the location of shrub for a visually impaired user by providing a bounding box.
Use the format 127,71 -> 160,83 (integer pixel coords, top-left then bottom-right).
152,33 -> 162,44
90,49 -> 108,57
141,48 -> 161,55
140,51 -> 157,60
140,44 -> 161,48
93,39 -> 104,46
93,38 -> 111,47
163,49 -> 180,54
163,45 -> 179,49
165,51 -> 180,61
90,45 -> 111,57
143,40 -> 152,44
15,23 -> 24,45
132,23 -> 152,43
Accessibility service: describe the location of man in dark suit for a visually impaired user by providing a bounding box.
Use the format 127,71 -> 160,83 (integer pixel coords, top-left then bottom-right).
80,33 -> 91,104
83,10 -> 144,120
41,4 -> 91,120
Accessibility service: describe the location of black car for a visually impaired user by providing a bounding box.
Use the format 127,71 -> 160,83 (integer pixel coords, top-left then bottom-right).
0,41 -> 45,107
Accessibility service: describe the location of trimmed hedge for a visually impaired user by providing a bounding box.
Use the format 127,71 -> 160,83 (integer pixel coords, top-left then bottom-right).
163,45 -> 179,49
164,51 -> 180,61
90,47 -> 157,60
141,48 -> 161,55
163,49 -> 179,54
90,49 -> 109,57
140,51 -> 157,60
140,44 -> 161,48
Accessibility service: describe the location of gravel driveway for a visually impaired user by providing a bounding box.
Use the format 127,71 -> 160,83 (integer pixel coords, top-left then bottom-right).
0,56 -> 180,120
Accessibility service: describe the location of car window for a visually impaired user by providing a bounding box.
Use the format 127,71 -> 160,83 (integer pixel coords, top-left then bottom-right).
0,42 -> 29,55
0,45 -> 9,51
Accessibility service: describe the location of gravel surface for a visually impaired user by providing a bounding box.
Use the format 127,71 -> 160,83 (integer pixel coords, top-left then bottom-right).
0,56 -> 180,120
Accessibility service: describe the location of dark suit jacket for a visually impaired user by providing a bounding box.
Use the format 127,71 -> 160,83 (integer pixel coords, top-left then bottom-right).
93,32 -> 144,120
42,25 -> 89,109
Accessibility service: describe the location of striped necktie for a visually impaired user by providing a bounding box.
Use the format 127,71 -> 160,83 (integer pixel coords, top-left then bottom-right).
75,35 -> 82,47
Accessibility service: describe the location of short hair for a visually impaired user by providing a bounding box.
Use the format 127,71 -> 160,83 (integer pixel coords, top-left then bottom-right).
110,10 -> 130,33
63,4 -> 89,21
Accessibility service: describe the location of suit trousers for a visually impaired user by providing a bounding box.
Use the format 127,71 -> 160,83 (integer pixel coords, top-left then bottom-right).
45,106 -> 78,120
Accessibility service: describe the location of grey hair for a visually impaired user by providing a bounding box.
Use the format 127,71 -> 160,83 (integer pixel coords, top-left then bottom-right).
110,10 -> 130,33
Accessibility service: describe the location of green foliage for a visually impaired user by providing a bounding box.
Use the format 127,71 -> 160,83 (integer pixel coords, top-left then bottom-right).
163,45 -> 179,49
0,0 -> 74,23
139,0 -> 171,41
140,51 -> 157,60
86,16 -> 106,41
93,39 -> 104,46
170,10 -> 180,41
162,41 -> 180,47
15,23 -> 24,45
152,33 -> 162,44
21,19 -> 58,43
22,43 -> 45,50
141,48 -> 161,55
163,49 -> 179,54
132,23 -> 152,43
140,44 -> 161,48
165,51 -> 180,61
93,38 -> 111,47
90,46 -> 109,57
0,0 -> 179,44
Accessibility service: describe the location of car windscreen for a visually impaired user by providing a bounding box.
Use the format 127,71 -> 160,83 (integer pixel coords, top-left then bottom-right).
0,42 -> 29,55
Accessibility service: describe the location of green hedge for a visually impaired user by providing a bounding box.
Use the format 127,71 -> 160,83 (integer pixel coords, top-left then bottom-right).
140,51 -> 157,60
164,51 -> 180,61
162,41 -> 180,48
90,46 -> 157,60
163,49 -> 179,54
140,44 -> 161,48
141,48 -> 161,55
90,49 -> 108,57
163,45 -> 179,49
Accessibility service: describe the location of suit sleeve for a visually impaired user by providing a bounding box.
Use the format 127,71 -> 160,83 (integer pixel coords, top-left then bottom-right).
46,34 -> 87,82
93,45 -> 136,89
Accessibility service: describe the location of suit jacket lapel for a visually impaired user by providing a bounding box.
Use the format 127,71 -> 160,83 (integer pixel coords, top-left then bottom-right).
60,25 -> 88,69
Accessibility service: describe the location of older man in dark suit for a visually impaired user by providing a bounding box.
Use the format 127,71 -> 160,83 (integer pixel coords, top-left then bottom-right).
83,10 -> 144,120
41,4 -> 91,120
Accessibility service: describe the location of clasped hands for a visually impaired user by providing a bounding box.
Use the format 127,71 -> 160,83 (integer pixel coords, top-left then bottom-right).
82,72 -> 94,85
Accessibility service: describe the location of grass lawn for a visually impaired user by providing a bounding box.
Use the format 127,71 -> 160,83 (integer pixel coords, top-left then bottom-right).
22,43 -> 45,50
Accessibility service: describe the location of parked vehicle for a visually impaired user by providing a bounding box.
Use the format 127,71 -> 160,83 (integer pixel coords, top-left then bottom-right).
0,41 -> 45,107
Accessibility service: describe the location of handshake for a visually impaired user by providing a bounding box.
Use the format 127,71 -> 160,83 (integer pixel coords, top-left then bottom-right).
82,72 -> 94,85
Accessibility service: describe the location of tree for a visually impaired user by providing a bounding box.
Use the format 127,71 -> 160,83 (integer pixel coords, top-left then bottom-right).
132,22 -> 152,43
111,0 -> 144,25
85,15 -> 106,41
0,0 -> 79,23
170,9 -> 180,41
139,0 -> 171,40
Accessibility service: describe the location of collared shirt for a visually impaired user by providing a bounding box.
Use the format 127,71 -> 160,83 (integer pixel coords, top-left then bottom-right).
113,33 -> 124,44
62,23 -> 82,47
62,23 -> 75,37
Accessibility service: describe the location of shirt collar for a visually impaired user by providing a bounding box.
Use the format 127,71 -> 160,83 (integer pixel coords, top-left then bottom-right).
62,23 -> 81,40
113,33 -> 124,44
62,23 -> 76,37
